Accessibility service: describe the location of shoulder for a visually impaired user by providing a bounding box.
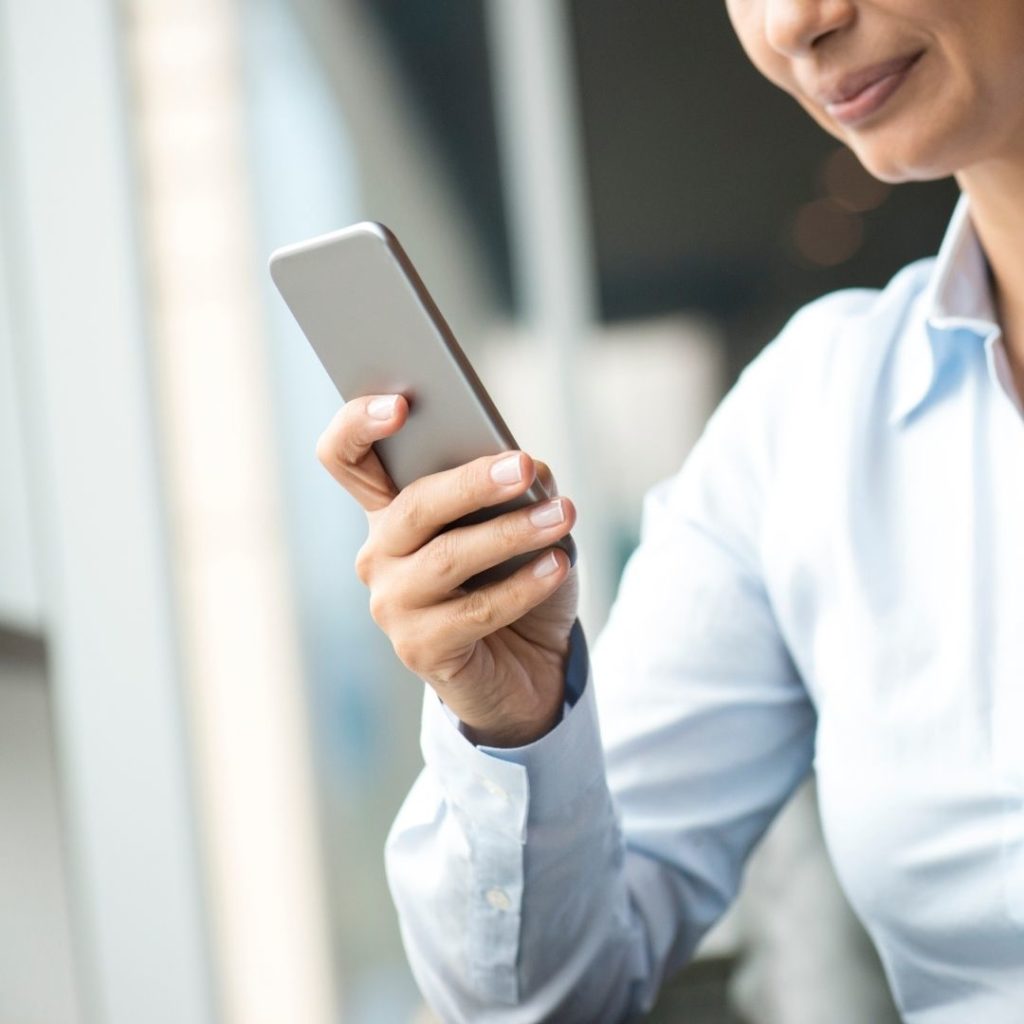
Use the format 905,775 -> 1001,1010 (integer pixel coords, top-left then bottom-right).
682,255 -> 936,504
714,256 -> 936,454
680,255 -> 937,459
747,256 -> 935,395
646,258 -> 935,576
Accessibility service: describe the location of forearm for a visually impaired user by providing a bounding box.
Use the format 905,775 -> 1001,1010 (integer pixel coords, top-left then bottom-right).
384,671 -> 667,1023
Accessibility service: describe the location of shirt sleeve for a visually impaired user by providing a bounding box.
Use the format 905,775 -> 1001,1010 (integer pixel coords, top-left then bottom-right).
384,337 -> 817,1023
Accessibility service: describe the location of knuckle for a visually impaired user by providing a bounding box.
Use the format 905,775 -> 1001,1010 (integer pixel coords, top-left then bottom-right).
315,430 -> 337,470
367,588 -> 391,628
353,543 -> 374,586
505,569 -> 539,613
316,406 -> 370,472
459,588 -> 496,630
391,492 -> 424,535
496,513 -> 523,548
500,573 -> 526,612
422,531 -> 458,582
458,466 -> 483,506
392,634 -> 423,674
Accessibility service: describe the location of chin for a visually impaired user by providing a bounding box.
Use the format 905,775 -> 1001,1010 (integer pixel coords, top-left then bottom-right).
853,155 -> 942,184
800,90 -> 971,185
846,131 -> 962,185
855,153 -> 960,185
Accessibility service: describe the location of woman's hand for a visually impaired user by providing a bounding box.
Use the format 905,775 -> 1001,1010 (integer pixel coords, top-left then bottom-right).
317,394 -> 579,747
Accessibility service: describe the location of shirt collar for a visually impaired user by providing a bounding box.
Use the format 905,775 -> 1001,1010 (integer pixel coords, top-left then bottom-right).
889,193 -> 1001,426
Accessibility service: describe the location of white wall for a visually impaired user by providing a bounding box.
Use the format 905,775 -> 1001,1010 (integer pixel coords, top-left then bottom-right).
0,1 -> 215,1020
0,86 -> 42,632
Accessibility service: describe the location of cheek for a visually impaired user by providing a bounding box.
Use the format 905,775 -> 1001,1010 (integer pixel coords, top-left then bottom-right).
841,50 -> 1002,182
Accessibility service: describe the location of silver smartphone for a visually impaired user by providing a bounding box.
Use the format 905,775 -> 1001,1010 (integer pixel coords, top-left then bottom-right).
269,221 -> 576,586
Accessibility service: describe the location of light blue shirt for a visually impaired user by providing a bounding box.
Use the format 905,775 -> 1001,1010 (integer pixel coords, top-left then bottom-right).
385,195 -> 1024,1023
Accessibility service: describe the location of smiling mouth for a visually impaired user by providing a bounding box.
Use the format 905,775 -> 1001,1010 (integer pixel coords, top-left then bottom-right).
820,51 -> 925,127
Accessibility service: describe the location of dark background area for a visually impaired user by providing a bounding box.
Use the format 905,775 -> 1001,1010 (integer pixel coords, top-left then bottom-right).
361,0 -> 515,307
364,0 -> 959,378
570,0 -> 958,377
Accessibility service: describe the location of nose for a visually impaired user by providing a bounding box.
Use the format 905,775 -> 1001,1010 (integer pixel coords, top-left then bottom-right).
764,0 -> 856,56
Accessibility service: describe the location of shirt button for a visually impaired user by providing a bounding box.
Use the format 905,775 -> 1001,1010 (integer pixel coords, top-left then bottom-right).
485,887 -> 512,912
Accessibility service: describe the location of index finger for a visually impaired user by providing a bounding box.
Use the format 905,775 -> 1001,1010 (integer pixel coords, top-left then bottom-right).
316,394 -> 408,512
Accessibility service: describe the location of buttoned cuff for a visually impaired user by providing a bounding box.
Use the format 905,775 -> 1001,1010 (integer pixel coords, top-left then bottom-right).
417,623 -> 606,1004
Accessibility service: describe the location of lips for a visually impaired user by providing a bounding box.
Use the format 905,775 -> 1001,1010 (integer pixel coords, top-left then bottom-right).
816,50 -> 924,125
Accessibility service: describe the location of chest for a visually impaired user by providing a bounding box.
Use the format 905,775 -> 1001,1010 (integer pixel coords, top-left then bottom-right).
762,373 -> 1024,980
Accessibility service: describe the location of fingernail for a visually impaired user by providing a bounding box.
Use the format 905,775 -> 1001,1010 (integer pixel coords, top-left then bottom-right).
529,499 -> 564,529
368,395 -> 398,420
532,551 -> 559,578
490,453 -> 523,485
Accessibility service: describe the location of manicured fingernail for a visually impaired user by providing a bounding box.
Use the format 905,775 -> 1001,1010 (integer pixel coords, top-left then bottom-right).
529,499 -> 564,529
490,453 -> 523,484
532,551 -> 559,578
368,395 -> 398,420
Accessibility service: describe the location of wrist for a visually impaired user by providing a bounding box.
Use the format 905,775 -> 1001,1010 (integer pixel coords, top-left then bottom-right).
442,619 -> 577,748
461,698 -> 563,748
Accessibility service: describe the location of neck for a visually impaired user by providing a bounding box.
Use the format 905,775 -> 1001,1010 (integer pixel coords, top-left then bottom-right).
957,157 -> 1024,402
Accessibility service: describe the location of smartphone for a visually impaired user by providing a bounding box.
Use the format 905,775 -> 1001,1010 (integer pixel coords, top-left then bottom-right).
269,221 -> 576,586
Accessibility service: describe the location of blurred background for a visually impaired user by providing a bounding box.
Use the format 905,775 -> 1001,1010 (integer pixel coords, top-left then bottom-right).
0,1 -> 957,1022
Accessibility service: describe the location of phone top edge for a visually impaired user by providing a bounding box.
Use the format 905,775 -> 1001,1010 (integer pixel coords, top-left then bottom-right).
268,221 -> 395,275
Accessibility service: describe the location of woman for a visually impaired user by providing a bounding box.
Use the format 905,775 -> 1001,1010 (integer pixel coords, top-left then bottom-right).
317,2 -> 1024,1020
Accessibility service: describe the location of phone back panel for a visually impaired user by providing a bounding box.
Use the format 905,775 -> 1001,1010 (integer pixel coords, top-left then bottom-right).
269,222 -> 518,490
